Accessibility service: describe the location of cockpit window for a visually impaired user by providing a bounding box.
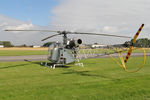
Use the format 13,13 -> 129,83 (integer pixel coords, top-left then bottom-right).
48,43 -> 60,57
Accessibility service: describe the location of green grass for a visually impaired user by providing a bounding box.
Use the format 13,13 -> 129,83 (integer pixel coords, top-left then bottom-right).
0,48 -> 149,56
79,48 -> 150,54
0,50 -> 47,56
0,57 -> 150,100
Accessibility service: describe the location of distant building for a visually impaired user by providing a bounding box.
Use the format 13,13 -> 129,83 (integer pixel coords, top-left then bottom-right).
0,45 -> 4,48
33,46 -> 41,48
91,44 -> 107,48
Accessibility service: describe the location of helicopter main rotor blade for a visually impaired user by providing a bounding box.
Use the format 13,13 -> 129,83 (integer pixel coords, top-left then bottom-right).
41,33 -> 61,41
5,29 -> 59,33
71,32 -> 131,38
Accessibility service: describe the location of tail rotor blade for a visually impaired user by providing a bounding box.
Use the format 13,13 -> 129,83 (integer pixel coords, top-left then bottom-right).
124,24 -> 144,63
132,24 -> 145,44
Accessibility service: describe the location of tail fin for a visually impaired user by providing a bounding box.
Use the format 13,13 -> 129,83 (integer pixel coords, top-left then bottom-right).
124,24 -> 144,63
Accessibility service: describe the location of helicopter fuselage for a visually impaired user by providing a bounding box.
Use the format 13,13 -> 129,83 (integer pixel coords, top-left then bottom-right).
49,47 -> 76,64
47,38 -> 81,65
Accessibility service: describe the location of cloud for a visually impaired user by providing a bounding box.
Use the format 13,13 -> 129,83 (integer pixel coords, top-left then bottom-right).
0,0 -> 150,45
5,23 -> 35,33
0,14 -> 50,45
0,22 -> 7,27
103,26 -> 119,33
50,0 -> 150,44
7,23 -> 34,30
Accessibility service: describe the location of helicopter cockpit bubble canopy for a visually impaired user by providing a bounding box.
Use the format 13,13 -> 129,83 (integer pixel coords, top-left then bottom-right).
48,43 -> 61,62
66,39 -> 76,49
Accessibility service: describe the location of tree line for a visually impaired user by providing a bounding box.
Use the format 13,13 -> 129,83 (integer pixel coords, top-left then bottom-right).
0,41 -> 55,47
0,38 -> 150,48
0,41 -> 14,47
123,38 -> 150,47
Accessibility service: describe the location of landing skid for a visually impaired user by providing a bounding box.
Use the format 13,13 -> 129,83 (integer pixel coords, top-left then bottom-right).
74,63 -> 84,67
40,62 -> 64,69
75,59 -> 84,67
40,61 -> 84,69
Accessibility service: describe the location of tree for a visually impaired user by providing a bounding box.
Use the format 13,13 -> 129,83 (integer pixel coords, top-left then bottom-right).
123,38 -> 150,48
0,41 -> 3,45
123,41 -> 131,47
148,39 -> 150,47
17,44 -> 27,47
94,43 -> 98,45
2,41 -> 13,47
135,38 -> 149,47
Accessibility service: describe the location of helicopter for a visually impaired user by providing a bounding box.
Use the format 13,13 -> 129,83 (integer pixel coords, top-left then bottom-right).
5,29 -> 131,68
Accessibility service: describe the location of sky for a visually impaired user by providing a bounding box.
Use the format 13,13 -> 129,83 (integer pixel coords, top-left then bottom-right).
0,0 -> 58,26
0,0 -> 150,45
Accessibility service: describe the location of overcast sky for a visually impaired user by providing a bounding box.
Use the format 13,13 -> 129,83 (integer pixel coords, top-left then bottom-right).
0,0 -> 149,45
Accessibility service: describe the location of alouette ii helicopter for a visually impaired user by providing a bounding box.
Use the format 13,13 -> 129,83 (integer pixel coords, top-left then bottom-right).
5,29 -> 132,68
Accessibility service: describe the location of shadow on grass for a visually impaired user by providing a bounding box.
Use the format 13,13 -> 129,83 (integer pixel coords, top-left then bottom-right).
0,59 -> 42,69
0,63 -> 32,69
62,69 -> 114,79
0,59 -> 70,69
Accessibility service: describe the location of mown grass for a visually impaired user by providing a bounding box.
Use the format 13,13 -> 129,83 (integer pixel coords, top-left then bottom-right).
0,48 -> 149,56
79,48 -> 150,54
0,50 -> 47,56
0,57 -> 150,100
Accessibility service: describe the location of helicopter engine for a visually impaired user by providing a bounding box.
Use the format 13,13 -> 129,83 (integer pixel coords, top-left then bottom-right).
66,39 -> 82,49
76,39 -> 82,46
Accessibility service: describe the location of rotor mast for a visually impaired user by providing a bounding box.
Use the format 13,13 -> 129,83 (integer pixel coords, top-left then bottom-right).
62,31 -> 68,45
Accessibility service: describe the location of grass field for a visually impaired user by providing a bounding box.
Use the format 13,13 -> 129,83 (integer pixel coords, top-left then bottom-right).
0,57 -> 150,100
0,48 -> 149,56
0,48 -> 48,56
0,50 -> 47,56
